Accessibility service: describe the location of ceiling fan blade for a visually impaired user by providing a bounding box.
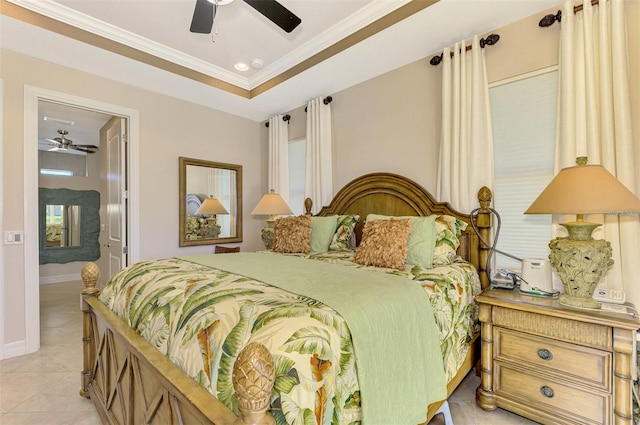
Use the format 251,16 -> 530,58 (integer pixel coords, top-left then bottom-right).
190,0 -> 216,34
45,137 -> 63,145
73,146 -> 96,153
244,0 -> 301,33
74,144 -> 99,149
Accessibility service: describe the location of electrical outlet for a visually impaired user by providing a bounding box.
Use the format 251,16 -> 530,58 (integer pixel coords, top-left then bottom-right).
4,231 -> 24,245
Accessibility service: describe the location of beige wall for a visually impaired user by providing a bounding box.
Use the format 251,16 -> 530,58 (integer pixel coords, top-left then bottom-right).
284,2 -> 639,301
307,4 -> 565,196
319,1 -> 638,195
1,50 -> 265,347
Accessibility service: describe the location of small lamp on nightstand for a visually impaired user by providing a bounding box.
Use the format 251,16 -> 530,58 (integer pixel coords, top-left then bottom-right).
195,196 -> 228,238
251,189 -> 293,249
525,157 -> 640,308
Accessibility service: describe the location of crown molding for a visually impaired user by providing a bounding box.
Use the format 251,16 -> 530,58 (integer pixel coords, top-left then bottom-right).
6,0 -> 250,89
7,0 -> 416,92
248,0 -> 412,88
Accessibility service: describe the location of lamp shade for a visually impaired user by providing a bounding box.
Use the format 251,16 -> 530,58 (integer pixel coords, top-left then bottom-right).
525,163 -> 640,215
195,197 -> 229,216
251,190 -> 293,216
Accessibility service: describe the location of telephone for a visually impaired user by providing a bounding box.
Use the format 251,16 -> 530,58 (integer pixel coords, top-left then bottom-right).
593,288 -> 626,305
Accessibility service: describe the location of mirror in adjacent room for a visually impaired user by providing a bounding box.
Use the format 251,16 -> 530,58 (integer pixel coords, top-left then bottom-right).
39,188 -> 100,264
44,204 -> 81,248
179,157 -> 243,246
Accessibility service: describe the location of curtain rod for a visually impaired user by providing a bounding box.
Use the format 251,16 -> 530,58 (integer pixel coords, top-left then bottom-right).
539,0 -> 599,27
304,96 -> 333,112
429,34 -> 500,66
264,96 -> 333,127
264,114 -> 290,128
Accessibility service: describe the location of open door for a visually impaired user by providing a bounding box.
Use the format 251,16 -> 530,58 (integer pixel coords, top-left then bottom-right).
100,117 -> 128,278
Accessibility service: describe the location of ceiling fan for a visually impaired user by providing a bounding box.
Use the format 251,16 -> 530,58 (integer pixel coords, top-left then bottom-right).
46,130 -> 98,154
190,0 -> 301,34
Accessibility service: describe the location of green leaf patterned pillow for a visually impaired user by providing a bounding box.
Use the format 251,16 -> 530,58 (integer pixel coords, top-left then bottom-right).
328,214 -> 360,251
433,215 -> 468,266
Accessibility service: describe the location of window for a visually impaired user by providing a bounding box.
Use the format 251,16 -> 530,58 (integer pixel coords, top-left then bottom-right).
40,168 -> 73,176
38,150 -> 87,177
288,138 -> 306,215
489,69 -> 557,270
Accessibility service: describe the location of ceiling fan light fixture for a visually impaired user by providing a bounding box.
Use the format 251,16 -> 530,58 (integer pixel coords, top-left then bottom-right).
234,62 -> 249,71
207,0 -> 233,5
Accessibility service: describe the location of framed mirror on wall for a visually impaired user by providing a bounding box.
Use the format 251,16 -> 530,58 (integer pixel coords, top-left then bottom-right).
179,157 -> 243,247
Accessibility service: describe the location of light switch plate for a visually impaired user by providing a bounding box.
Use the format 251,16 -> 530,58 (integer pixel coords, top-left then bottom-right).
5,231 -> 24,245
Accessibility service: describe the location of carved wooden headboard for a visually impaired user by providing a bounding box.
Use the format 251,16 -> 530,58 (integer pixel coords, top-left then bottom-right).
305,172 -> 492,289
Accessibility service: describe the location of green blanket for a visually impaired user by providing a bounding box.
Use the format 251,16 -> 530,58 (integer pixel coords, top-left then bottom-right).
181,253 -> 446,424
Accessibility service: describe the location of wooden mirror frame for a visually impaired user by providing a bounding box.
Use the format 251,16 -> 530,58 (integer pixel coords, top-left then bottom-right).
179,157 -> 243,247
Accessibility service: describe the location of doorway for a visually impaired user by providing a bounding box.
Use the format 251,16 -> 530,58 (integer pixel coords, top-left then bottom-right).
23,86 -> 140,355
38,101 -> 114,284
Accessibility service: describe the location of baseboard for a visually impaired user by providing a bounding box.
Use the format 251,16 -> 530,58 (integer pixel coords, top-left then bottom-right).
39,273 -> 82,285
2,339 -> 26,359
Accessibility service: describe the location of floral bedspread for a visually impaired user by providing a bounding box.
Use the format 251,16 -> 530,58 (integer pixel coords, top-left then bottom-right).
99,252 -> 481,424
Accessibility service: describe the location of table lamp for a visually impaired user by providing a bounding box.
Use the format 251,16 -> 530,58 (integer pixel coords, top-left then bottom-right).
525,157 -> 640,308
251,189 -> 293,249
195,196 -> 228,238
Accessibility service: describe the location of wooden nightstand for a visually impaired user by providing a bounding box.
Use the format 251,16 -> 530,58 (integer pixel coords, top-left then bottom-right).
476,289 -> 640,425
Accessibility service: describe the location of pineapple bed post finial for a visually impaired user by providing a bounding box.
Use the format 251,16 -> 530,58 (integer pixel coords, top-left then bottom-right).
81,262 -> 100,295
232,342 -> 276,425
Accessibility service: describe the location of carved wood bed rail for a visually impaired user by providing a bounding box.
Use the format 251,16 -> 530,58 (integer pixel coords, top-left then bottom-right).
80,173 -> 493,425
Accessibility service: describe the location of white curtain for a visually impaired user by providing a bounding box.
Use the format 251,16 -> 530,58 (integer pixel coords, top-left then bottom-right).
268,114 -> 290,204
436,35 -> 494,213
305,97 -> 333,213
554,0 -> 639,293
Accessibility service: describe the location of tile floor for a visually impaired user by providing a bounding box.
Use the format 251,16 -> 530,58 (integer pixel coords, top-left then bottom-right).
0,281 -> 538,424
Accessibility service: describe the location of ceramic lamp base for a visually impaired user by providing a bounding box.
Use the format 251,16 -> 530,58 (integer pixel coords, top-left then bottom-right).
200,222 -> 221,239
549,236 -> 613,309
261,227 -> 275,250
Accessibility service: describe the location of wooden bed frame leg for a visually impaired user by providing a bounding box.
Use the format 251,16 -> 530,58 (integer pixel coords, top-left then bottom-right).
232,342 -> 276,425
79,262 -> 100,399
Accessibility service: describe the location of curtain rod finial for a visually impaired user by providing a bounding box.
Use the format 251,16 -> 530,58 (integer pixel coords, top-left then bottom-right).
480,34 -> 500,48
539,10 -> 562,27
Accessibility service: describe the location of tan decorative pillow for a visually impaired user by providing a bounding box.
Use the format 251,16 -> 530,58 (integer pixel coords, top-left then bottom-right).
354,218 -> 412,270
272,215 -> 312,254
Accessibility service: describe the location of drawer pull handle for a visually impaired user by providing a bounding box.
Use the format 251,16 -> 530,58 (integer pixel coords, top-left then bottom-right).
540,386 -> 554,398
537,348 -> 553,361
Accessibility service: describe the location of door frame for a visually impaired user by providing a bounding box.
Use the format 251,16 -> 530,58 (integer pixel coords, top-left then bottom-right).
0,79 -> 4,359
23,86 -> 140,354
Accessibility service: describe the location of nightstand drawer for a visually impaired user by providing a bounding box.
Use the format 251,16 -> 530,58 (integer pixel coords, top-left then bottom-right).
495,363 -> 611,425
495,328 -> 611,390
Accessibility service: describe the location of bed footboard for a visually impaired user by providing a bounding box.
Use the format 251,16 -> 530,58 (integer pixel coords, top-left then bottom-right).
79,262 -> 275,425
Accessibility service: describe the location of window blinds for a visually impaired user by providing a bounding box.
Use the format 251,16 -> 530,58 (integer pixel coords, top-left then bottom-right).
489,69 -> 558,269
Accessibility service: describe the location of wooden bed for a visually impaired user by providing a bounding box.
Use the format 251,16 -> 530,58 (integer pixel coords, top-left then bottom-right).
79,172 -> 493,425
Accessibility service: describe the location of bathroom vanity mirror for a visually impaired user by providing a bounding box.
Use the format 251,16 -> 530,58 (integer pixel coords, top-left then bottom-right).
44,204 -> 82,248
179,157 -> 243,247
39,188 -> 100,264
